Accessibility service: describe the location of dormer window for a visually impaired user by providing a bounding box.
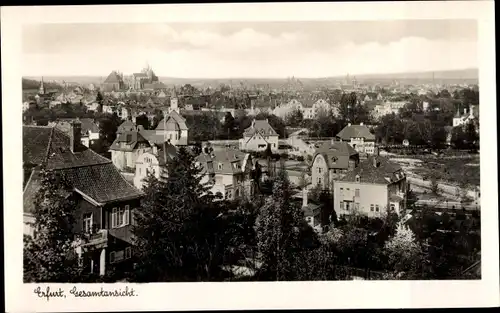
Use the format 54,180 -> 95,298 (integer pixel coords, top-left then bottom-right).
355,175 -> 360,183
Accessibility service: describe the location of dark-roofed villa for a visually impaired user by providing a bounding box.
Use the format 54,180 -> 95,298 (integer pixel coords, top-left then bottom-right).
23,122 -> 143,276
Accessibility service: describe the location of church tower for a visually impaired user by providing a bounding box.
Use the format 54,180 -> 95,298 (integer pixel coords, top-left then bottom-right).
38,77 -> 46,95
169,87 -> 179,114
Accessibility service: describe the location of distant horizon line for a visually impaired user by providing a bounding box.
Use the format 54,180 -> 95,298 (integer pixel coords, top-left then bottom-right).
23,67 -> 478,81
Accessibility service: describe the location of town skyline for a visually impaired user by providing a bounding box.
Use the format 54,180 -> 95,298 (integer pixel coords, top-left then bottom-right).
22,20 -> 477,78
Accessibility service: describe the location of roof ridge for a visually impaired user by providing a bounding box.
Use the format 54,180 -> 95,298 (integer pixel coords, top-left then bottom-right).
43,127 -> 55,166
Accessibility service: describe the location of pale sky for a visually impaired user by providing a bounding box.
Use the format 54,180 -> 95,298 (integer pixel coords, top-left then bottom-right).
22,20 -> 477,78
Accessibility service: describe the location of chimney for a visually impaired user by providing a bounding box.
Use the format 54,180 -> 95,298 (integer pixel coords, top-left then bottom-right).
70,119 -> 82,153
302,187 -> 308,208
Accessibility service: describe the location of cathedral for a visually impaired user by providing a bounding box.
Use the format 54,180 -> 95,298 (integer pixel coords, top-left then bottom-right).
131,64 -> 159,90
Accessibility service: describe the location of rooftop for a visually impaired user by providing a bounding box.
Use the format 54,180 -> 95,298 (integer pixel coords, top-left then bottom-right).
336,124 -> 375,141
339,155 -> 403,185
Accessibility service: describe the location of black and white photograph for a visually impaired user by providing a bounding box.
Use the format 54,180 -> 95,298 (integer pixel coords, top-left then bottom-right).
3,1 -> 498,311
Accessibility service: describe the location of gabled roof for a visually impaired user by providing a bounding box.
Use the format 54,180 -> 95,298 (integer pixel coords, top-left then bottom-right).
156,110 -> 188,131
339,155 -> 403,185
243,119 -> 278,137
103,71 -> 123,84
53,118 -> 99,134
196,148 -> 250,175
313,141 -> 358,170
23,126 -> 109,169
336,124 -> 375,141
117,120 -> 136,133
23,126 -> 142,209
109,130 -> 150,151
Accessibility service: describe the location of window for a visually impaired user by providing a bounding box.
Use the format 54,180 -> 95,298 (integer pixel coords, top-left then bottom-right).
306,217 -> 312,223
346,188 -> 350,191
375,205 -> 380,212
318,178 -> 322,185
370,204 -> 374,212
355,175 -> 360,183
340,202 -> 344,210
112,206 -> 129,228
345,202 -> 350,211
390,204 -> 396,211
225,189 -> 232,200
110,251 -> 116,263
125,247 -> 132,259
83,213 -> 93,234
355,189 -> 360,197
218,163 -> 223,170
318,167 -> 322,174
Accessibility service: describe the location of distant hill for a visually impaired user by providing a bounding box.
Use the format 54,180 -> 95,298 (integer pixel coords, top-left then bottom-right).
22,78 -> 64,91
23,68 -> 478,88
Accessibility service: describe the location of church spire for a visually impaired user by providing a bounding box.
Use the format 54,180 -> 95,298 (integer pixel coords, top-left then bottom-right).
39,77 -> 46,95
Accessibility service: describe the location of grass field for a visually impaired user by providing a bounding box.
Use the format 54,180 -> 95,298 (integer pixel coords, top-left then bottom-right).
412,156 -> 480,187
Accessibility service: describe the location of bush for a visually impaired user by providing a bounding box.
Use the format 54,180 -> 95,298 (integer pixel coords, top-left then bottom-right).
297,156 -> 305,162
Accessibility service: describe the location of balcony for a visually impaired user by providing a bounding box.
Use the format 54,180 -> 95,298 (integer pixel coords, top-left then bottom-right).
81,229 -> 108,249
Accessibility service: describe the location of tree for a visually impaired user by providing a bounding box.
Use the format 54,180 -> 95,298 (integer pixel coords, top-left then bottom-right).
180,84 -> 200,97
285,108 -> 303,127
255,112 -> 287,138
132,147 -> 226,282
308,108 -> 341,138
135,114 -> 150,130
221,112 -> 236,139
384,221 -> 423,275
255,168 -> 308,280
23,169 -> 82,282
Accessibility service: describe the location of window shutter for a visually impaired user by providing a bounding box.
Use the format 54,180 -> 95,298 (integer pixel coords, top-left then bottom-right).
112,208 -> 117,228
124,205 -> 130,225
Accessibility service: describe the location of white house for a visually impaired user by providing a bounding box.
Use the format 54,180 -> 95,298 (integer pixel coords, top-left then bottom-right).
239,119 -> 279,152
196,147 -> 255,201
133,143 -> 177,190
336,123 -> 376,155
453,105 -> 476,127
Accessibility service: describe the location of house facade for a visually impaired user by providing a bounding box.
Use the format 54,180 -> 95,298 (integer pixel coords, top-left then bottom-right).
239,119 -> 279,152
49,118 -> 100,148
453,105 -> 476,127
109,131 -> 152,171
333,155 -> 408,218
310,141 -> 359,190
336,123 -> 376,156
196,147 -> 255,201
23,123 -> 143,276
133,144 -> 177,190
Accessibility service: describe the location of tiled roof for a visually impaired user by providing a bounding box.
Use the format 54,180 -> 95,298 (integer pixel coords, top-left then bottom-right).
196,148 -> 250,175
58,163 -> 143,204
23,126 -> 142,209
133,73 -> 148,78
313,141 -> 358,169
243,119 -> 278,137
340,156 -> 403,185
336,124 -> 375,141
52,118 -> 99,135
156,110 -> 188,131
23,126 -> 109,169
103,71 -> 123,84
117,120 -> 136,133
109,131 -> 150,151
